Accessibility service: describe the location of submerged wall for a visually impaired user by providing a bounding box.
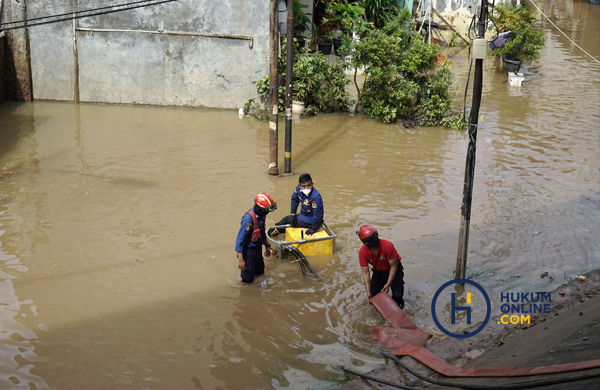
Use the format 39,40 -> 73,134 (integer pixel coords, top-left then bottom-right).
26,0 -> 270,109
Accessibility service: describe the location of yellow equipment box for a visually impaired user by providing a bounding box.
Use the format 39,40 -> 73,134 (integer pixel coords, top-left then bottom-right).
285,227 -> 333,257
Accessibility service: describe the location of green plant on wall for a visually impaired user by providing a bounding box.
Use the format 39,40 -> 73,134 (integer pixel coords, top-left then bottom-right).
489,3 -> 545,63
351,9 -> 454,125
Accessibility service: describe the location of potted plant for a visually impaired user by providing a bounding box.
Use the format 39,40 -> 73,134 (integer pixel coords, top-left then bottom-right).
489,3 -> 545,73
293,0 -> 311,48
322,0 -> 368,55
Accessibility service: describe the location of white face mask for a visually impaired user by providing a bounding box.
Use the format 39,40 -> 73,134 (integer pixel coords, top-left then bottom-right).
301,188 -> 312,196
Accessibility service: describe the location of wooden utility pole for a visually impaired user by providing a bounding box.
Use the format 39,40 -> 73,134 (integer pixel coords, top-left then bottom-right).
268,0 -> 279,176
284,0 -> 294,173
455,0 -> 488,281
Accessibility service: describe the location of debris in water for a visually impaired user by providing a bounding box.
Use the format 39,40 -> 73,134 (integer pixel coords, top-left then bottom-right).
540,272 -> 548,279
251,365 -> 261,375
558,291 -> 565,295
533,230 -> 540,235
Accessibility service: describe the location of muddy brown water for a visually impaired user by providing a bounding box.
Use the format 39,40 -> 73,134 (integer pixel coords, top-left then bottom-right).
1,1 -> 599,389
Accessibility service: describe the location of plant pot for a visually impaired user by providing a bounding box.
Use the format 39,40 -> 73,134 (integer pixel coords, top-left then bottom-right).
292,100 -> 305,114
332,39 -> 343,55
318,42 -> 332,55
295,36 -> 306,48
309,43 -> 317,53
504,58 -> 522,73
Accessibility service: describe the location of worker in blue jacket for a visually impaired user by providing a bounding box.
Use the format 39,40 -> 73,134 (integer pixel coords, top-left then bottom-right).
274,173 -> 324,236
235,192 -> 276,283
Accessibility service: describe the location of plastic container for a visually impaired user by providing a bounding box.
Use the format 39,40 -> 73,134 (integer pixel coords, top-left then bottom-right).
508,72 -> 524,87
285,227 -> 333,256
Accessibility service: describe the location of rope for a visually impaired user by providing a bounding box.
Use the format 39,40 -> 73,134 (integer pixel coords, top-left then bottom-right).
527,0 -> 600,64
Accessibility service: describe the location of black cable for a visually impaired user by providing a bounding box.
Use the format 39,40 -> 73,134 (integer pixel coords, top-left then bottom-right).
0,0 -> 159,27
0,0 -> 179,32
340,365 -> 446,390
288,246 -> 322,281
463,57 -> 473,124
382,351 -> 600,390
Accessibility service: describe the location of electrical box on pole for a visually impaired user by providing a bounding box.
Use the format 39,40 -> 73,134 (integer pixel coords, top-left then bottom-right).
473,38 -> 487,60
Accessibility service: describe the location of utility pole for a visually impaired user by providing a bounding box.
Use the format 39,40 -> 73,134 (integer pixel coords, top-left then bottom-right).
268,0 -> 279,176
284,0 -> 293,173
455,0 -> 488,281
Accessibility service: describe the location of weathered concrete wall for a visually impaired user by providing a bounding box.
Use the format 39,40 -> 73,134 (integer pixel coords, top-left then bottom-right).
2,0 -> 33,101
28,0 -> 270,109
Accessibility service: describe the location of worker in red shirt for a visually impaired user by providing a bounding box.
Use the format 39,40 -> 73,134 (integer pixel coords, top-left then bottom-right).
357,225 -> 405,309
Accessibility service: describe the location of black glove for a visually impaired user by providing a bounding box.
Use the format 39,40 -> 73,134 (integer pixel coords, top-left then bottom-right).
305,228 -> 317,236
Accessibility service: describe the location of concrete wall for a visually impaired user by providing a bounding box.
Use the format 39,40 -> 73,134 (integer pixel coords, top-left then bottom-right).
27,0 -> 270,109
2,0 -> 33,101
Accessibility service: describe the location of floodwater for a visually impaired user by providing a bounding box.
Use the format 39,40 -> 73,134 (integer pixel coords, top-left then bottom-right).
0,1 -> 598,389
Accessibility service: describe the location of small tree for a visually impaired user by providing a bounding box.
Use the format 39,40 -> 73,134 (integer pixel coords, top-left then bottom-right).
352,10 -> 454,125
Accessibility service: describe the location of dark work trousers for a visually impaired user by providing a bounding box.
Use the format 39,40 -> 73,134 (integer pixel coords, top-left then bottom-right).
241,246 -> 265,283
275,215 -> 311,233
371,263 -> 405,309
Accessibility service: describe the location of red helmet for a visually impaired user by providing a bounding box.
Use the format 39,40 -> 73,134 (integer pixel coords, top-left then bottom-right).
254,192 -> 277,212
357,225 -> 378,245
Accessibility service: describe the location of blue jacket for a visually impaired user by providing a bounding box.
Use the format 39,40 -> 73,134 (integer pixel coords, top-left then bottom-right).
235,210 -> 267,252
291,186 -> 324,230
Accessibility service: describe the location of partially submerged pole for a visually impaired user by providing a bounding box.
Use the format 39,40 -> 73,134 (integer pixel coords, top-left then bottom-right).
284,1 -> 293,173
455,0 -> 488,281
268,0 -> 279,176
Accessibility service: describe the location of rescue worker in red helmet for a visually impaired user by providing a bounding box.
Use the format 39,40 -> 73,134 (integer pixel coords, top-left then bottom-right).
357,225 -> 405,309
235,193 -> 276,283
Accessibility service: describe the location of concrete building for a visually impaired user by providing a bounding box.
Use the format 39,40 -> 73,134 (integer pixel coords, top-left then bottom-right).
1,0 -> 493,109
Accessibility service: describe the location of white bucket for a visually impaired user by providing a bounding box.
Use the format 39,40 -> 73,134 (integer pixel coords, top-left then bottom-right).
508,72 -> 524,87
292,101 -> 305,114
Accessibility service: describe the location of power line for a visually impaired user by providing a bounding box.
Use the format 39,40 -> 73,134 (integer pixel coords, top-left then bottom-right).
0,0 -> 180,32
1,0 -> 161,27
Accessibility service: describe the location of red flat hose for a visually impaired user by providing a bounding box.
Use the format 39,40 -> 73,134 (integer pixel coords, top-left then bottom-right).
369,292 -> 600,377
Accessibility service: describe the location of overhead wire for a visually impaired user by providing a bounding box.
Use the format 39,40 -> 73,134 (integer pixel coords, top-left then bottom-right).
0,0 -> 162,27
0,0 -> 180,32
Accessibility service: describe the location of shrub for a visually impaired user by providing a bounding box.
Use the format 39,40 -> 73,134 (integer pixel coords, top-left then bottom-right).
253,39 -> 351,114
352,10 -> 454,125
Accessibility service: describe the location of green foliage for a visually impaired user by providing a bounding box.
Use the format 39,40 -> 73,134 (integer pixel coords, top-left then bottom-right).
363,0 -> 400,29
293,0 -> 311,36
292,49 -> 351,111
250,38 -> 351,116
243,99 -> 268,121
490,3 -> 545,63
447,32 -> 460,47
352,10 -> 454,125
323,0 -> 367,34
440,113 -> 468,130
